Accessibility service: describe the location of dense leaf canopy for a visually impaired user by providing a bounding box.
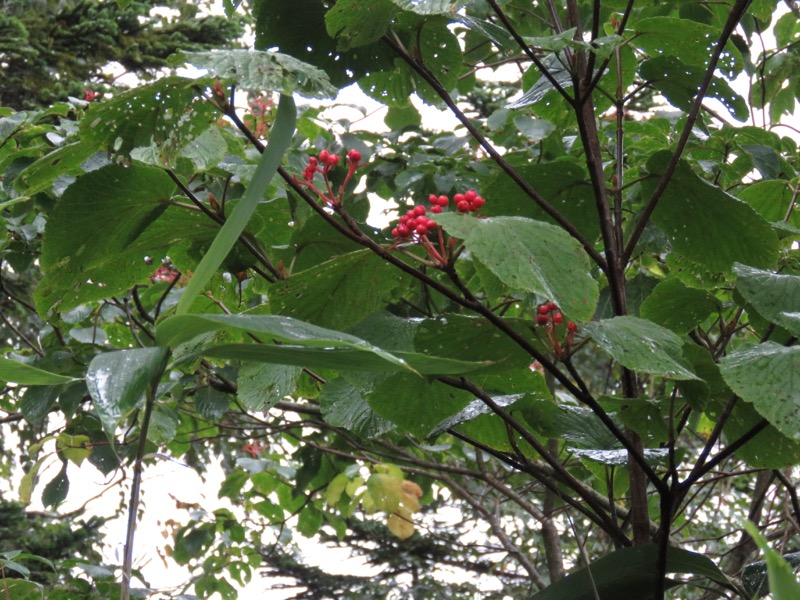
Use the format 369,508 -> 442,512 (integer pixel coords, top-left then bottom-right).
2,0 -> 800,598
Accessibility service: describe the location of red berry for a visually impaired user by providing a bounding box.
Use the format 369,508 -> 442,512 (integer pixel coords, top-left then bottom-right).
428,194 -> 438,203
437,195 -> 449,206
454,193 -> 465,204
538,304 -> 550,315
547,301 -> 558,311
308,156 -> 318,166
319,150 -> 330,162
470,196 -> 485,210
465,189 -> 477,202
536,314 -> 549,326
397,224 -> 410,236
430,205 -> 443,214
416,225 -> 429,236
391,227 -> 400,237
347,149 -> 362,163
567,322 -> 578,333
457,200 -> 470,213
553,312 -> 563,324
413,205 -> 426,217
406,218 -> 418,230
326,154 -> 339,167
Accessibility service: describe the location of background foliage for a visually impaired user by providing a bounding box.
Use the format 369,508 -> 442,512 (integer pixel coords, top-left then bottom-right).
2,0 -> 800,598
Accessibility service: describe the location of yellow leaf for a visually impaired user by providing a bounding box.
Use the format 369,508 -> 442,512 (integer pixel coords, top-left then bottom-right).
387,507 -> 415,540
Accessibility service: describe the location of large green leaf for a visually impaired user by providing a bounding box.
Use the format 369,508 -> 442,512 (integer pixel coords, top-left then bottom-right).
157,313 -> 412,372
734,264 -> 800,332
0,359 -> 77,385
639,278 -> 719,333
645,153 -> 779,272
720,343 -> 800,440
737,180 -> 800,227
326,0 -> 396,50
181,49 -> 337,98
435,214 -> 598,322
36,163 -> 175,315
237,362 -> 301,411
529,545 -> 733,600
14,141 -> 103,197
633,17 -> 741,75
86,347 -> 169,438
79,76 -> 217,165
270,250 -> 408,330
0,579 -> 43,600
582,317 -> 699,380
158,313 -> 491,374
483,161 -> 600,243
319,377 -> 395,438
366,373 -> 472,437
253,0 -> 394,87
176,93 -> 296,314
640,56 -> 747,121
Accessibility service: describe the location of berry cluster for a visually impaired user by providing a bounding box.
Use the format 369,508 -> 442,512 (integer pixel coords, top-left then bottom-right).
246,95 -> 274,138
392,189 -> 484,239
83,88 -> 101,102
390,189 -> 486,267
536,302 -> 577,359
452,190 -> 485,214
296,149 -> 363,207
392,205 -> 437,239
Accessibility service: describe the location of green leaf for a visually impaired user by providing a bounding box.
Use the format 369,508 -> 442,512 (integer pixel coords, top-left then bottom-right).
582,317 -> 699,380
14,141 -> 103,197
483,161 -> 601,244
41,462 -> 69,509
639,278 -> 719,333
507,53 -> 572,109
529,545 -> 733,600
270,250 -> 408,330
203,343 -> 486,374
254,0 -> 394,88
640,56 -> 748,121
434,214 -> 598,322
79,76 -> 217,164
176,94 -> 296,314
734,264 -> 800,332
645,152 -> 779,272
720,343 -> 800,440
0,579 -> 43,600
173,523 -> 216,565
36,163 -> 176,315
182,50 -> 337,99
743,521 -> 800,600
20,386 -> 60,422
86,347 -> 169,439
366,374 -> 472,437
194,387 -> 232,421
326,0 -> 396,50
633,17 -> 741,75
520,399 -> 620,449
737,180 -> 800,228
237,362 -> 301,411
391,0 -> 458,14
157,313 -> 414,373
319,377 -> 395,438
0,359 -> 76,385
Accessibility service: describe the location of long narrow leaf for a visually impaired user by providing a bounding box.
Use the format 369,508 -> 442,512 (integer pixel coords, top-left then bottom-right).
176,93 -> 297,314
